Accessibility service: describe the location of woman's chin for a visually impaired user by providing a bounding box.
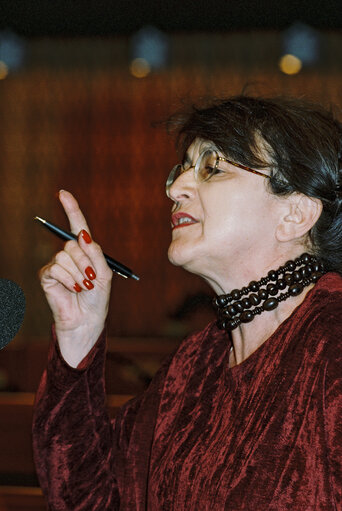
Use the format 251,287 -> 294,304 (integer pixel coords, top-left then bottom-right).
167,242 -> 192,268
167,245 -> 183,267
167,243 -> 201,274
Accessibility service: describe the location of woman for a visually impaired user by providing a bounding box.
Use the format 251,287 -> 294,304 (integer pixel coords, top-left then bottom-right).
33,95 -> 342,510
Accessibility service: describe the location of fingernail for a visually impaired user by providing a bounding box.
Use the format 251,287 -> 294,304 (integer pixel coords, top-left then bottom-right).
80,230 -> 92,244
85,266 -> 96,280
57,189 -> 65,198
74,283 -> 82,293
83,279 -> 94,290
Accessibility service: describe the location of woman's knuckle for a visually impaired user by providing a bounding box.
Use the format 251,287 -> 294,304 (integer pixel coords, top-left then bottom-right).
49,262 -> 59,277
38,264 -> 49,280
92,241 -> 102,253
54,250 -> 66,264
103,268 -> 113,282
64,240 -> 77,252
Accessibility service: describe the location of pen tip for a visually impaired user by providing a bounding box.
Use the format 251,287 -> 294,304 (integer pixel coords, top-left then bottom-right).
132,273 -> 140,281
34,216 -> 46,224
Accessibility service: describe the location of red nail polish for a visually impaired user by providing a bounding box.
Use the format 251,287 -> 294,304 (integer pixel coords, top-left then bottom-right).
85,266 -> 96,280
83,279 -> 94,290
74,283 -> 82,293
80,230 -> 92,244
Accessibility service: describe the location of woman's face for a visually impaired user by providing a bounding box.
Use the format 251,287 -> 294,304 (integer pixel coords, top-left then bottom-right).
167,138 -> 285,292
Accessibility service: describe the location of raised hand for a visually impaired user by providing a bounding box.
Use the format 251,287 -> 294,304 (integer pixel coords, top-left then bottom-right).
40,190 -> 113,367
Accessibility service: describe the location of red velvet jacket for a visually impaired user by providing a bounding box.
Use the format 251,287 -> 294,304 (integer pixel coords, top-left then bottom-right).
33,273 -> 342,510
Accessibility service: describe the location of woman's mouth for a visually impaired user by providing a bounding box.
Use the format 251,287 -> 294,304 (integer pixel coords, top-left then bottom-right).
171,212 -> 199,230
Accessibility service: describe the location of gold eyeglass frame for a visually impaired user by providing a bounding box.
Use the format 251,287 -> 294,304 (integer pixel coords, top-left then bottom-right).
166,148 -> 270,196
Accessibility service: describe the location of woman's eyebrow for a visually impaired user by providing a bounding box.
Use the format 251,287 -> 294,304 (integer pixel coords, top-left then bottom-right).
183,143 -> 217,165
182,153 -> 192,165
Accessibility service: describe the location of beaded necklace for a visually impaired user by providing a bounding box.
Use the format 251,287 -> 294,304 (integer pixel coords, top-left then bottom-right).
213,253 -> 325,332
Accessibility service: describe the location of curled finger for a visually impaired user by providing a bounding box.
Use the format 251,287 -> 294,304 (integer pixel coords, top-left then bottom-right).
41,259 -> 85,294
62,241 -> 97,289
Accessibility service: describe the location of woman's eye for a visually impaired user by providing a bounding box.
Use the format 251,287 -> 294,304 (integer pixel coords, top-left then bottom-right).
206,165 -> 224,177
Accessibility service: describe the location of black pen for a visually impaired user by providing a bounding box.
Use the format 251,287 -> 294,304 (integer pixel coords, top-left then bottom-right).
34,216 -> 140,281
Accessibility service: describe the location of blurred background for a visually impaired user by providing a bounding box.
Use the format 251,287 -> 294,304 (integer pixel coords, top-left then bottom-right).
0,0 -> 340,508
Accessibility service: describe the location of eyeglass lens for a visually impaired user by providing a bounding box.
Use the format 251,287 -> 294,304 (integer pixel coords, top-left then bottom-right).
166,150 -> 218,192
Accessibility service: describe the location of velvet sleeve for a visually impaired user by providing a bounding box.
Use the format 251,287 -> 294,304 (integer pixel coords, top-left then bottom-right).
324,334 -> 342,510
32,327 -> 143,511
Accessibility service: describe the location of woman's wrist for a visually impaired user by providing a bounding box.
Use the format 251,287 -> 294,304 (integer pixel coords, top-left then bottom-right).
55,322 -> 105,368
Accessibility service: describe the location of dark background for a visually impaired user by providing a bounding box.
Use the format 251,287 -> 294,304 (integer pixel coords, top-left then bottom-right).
0,0 -> 341,36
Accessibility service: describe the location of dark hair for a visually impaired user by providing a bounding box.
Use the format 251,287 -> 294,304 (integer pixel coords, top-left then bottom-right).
172,95 -> 342,273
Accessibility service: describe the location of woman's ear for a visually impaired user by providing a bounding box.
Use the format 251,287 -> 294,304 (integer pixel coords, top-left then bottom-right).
276,193 -> 323,242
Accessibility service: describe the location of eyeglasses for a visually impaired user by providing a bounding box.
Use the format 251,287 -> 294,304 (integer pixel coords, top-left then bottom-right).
166,148 -> 270,196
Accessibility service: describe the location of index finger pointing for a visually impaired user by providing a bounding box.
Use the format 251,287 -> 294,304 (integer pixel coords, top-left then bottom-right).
58,190 -> 92,236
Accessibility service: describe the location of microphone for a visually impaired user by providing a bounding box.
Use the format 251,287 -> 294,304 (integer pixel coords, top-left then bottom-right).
0,279 -> 25,350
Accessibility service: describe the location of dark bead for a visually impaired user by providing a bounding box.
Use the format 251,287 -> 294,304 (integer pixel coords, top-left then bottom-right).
263,297 -> 278,311
258,288 -> 268,300
301,253 -> 311,264
267,270 -> 277,281
285,260 -> 295,271
284,273 -> 293,285
222,309 -> 231,318
214,295 -> 228,307
307,264 -> 312,273
293,270 -> 301,282
266,283 -> 278,296
240,310 -> 254,323
249,293 -> 260,305
234,301 -> 244,313
227,304 -> 237,316
301,267 -> 310,278
217,320 -> 226,330
311,271 -> 322,282
226,319 -> 240,331
312,263 -> 320,273
289,283 -> 303,296
249,280 -> 259,292
241,287 -> 248,295
242,297 -> 251,309
296,256 -> 303,264
231,289 -> 241,300
277,278 -> 286,290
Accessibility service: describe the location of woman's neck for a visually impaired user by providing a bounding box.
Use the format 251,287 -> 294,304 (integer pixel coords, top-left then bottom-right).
228,283 -> 315,367
208,251 -> 325,367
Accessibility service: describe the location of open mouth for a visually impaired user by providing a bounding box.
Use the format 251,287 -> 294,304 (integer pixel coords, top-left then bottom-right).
171,212 -> 199,229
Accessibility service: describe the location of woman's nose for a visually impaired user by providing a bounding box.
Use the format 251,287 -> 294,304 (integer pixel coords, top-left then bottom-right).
167,167 -> 197,202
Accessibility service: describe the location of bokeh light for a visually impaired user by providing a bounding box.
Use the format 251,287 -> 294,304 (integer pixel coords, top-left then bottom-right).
0,61 -> 9,79
279,54 -> 302,75
130,57 -> 151,78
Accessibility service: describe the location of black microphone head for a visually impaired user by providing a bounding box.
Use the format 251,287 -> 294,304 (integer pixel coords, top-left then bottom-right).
0,279 -> 25,350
